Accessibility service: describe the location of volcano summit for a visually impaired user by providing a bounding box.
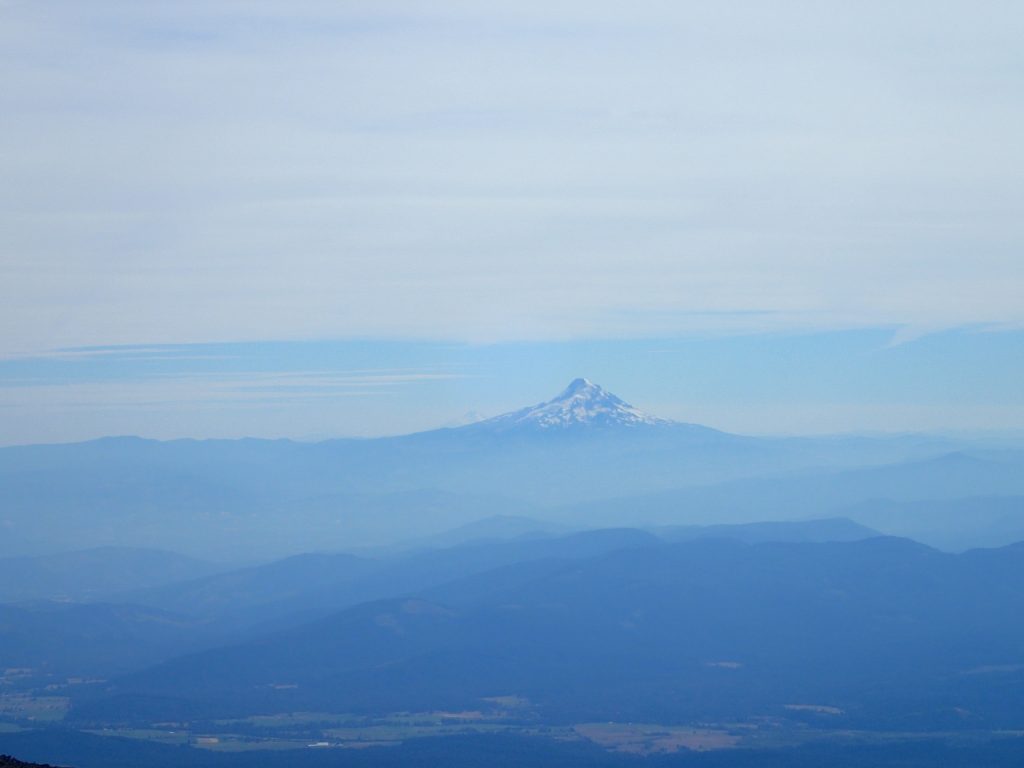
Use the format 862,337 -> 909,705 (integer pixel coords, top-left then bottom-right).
467,378 -> 674,432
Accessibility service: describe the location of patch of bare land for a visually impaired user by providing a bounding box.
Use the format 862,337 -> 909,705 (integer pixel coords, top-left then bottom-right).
0,695 -> 69,722
784,704 -> 844,715
573,723 -> 740,755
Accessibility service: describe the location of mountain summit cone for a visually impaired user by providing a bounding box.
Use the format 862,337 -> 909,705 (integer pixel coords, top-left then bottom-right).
471,378 -> 674,432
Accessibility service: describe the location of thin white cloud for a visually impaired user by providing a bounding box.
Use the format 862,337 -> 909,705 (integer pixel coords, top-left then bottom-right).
1,1 -> 1022,355
0,367 -> 467,443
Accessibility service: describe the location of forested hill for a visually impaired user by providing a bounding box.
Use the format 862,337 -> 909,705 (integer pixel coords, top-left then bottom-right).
1,755 -> 64,768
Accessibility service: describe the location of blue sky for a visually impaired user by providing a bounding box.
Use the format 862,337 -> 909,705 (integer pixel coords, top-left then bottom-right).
1,2 -> 1022,443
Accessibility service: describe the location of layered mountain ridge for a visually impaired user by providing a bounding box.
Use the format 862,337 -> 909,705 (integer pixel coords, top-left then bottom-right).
1,379 -> 1017,558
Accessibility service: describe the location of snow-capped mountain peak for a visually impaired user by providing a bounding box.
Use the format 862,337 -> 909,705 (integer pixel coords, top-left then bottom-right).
474,378 -> 673,431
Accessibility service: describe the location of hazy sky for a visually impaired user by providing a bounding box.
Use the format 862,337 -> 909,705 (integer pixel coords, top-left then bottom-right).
2,2 -> 1022,442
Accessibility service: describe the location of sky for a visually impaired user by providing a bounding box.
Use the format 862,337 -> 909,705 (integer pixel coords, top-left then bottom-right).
1,1 -> 1022,443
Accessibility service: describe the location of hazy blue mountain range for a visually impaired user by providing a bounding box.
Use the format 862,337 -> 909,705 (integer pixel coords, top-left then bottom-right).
839,495 -> 1024,551
2,381 -> 1023,766
2,519 -> 1022,765
0,380 -> 1000,559
71,536 -> 1024,730
652,517 -> 878,545
0,521 -> 880,688
0,601 -> 212,678
388,514 -> 565,550
0,547 -> 225,603
118,528 -> 662,632
555,451 -> 1024,536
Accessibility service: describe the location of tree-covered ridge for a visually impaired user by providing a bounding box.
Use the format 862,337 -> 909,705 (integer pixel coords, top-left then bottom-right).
0,755 -> 63,768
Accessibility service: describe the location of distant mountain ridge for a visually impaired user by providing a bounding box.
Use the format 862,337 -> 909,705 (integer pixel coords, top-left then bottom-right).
0,379 -> 1009,557
0,547 -> 224,603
